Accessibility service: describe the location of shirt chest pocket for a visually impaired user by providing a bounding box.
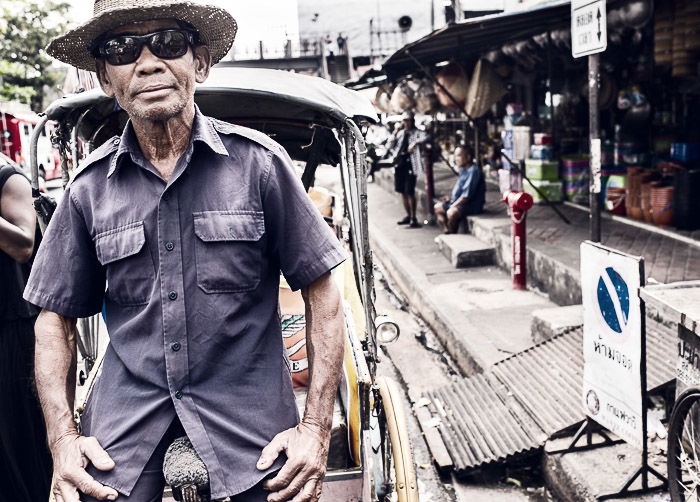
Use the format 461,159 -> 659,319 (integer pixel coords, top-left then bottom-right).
94,221 -> 155,306
193,211 -> 265,293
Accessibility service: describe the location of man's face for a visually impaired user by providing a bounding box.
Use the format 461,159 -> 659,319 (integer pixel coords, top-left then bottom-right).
95,19 -> 211,122
455,148 -> 471,167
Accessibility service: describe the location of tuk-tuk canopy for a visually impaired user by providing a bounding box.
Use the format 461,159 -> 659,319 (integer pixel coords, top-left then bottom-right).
43,67 -> 378,165
44,67 -> 378,126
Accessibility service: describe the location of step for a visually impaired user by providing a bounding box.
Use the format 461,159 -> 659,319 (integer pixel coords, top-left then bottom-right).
531,305 -> 584,344
434,234 -> 496,268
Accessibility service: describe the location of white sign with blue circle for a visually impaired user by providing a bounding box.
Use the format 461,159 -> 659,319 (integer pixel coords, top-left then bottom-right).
581,241 -> 644,449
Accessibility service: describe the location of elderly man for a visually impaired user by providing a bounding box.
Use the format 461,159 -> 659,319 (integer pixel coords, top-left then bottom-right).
434,145 -> 485,234
25,2 -> 346,501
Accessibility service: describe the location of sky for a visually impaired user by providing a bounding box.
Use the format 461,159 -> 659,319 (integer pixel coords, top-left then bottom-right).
67,0 -> 300,57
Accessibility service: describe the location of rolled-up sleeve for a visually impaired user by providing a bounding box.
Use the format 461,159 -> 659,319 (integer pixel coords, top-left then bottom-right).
262,147 -> 346,291
24,188 -> 105,318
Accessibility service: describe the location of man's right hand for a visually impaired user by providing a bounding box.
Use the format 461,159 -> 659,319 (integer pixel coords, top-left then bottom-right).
52,434 -> 118,501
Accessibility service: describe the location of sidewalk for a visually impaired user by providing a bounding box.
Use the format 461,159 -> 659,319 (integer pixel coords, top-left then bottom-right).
367,182 -> 556,375
374,164 -> 700,307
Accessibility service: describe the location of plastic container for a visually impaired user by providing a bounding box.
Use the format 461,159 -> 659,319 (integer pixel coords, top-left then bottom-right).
525,159 -> 559,181
529,145 -> 554,160
533,133 -> 553,145
671,142 -> 700,163
524,180 -> 563,204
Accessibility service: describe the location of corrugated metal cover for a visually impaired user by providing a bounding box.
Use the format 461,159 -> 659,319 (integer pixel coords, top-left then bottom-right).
425,327 -> 675,475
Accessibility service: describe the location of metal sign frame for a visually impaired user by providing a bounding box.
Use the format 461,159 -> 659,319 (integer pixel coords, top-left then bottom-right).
557,242 -> 666,499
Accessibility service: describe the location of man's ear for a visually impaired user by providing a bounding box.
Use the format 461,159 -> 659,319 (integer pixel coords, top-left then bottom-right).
95,59 -> 115,98
193,45 -> 211,83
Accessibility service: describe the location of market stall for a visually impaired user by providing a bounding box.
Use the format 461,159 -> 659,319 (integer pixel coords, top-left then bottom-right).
375,0 -> 700,233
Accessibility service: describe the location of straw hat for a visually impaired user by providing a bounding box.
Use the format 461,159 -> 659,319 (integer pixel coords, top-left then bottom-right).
46,0 -> 237,72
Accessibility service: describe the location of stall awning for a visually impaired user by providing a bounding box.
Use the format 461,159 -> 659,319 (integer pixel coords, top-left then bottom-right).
382,0 -> 573,80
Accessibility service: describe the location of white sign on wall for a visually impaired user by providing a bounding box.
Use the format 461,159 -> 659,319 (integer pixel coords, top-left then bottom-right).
571,0 -> 607,58
581,241 -> 644,449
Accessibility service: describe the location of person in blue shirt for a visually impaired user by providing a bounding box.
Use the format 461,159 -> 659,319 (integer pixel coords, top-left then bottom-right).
434,145 -> 485,234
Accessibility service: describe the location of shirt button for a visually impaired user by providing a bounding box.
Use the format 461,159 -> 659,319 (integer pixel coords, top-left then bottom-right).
168,291 -> 178,301
165,241 -> 175,252
113,138 -> 120,145
175,390 -> 183,400
171,342 -> 181,352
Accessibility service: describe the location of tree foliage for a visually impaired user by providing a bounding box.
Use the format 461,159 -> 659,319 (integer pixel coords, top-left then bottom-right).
0,0 -> 71,111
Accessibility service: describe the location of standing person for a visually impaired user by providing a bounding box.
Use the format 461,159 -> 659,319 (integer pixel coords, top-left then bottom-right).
0,162 -> 53,501
434,145 -> 485,234
25,2 -> 347,501
390,112 -> 429,228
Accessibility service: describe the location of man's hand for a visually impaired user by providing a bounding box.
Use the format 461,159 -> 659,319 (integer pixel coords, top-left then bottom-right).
408,142 -> 416,153
450,197 -> 468,209
51,434 -> 118,502
257,422 -> 330,502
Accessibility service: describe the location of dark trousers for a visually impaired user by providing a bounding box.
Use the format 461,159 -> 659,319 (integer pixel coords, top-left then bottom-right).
0,317 -> 53,502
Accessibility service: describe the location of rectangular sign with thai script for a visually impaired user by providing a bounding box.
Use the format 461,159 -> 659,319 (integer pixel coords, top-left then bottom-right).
571,0 -> 607,58
581,241 -> 645,449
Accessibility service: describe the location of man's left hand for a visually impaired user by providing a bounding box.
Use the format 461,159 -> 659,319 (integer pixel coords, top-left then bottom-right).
257,422 -> 330,502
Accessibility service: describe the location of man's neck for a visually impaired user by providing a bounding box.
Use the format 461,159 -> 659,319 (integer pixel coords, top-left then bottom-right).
131,104 -> 196,182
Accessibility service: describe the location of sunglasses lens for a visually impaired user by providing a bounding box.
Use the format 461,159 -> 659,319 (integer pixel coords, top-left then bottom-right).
103,36 -> 141,65
150,31 -> 190,59
101,30 -> 192,65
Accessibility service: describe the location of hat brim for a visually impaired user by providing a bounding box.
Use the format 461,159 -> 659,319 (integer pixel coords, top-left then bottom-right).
47,3 -> 237,72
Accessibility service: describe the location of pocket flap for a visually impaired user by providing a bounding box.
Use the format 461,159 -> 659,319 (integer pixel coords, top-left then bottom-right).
95,222 -> 146,265
193,211 -> 265,242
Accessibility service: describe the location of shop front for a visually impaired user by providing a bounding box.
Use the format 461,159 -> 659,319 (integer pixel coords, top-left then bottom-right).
373,0 -> 700,236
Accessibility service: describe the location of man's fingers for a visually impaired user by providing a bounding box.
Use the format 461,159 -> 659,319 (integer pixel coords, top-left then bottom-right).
262,461 -> 304,493
257,434 -> 286,470
290,478 -> 322,502
67,469 -> 118,501
265,469 -> 313,502
80,436 -> 115,471
54,479 -> 81,502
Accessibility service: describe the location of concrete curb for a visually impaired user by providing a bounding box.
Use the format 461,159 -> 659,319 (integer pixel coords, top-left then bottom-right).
369,220 -> 489,376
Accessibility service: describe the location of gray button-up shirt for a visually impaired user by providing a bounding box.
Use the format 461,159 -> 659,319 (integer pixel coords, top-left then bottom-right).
24,108 -> 346,498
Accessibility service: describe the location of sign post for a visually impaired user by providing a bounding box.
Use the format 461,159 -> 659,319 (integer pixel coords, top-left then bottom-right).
572,0 -> 607,243
575,242 -> 666,499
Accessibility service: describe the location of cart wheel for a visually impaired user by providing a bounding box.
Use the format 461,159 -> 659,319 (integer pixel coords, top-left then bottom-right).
375,376 -> 419,502
668,388 -> 700,502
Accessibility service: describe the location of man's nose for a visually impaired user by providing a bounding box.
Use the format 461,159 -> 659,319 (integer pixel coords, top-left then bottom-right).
135,45 -> 166,75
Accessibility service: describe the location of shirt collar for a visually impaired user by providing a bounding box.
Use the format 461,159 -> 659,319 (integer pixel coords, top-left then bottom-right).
107,105 -> 229,178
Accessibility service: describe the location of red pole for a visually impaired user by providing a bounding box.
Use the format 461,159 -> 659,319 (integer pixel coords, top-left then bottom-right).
511,205 -> 527,290
503,191 -> 533,290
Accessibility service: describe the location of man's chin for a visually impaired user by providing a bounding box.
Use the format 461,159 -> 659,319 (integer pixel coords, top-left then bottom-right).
131,101 -> 187,122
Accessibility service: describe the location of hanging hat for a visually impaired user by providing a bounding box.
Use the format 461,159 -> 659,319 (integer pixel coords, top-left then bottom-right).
46,0 -> 237,72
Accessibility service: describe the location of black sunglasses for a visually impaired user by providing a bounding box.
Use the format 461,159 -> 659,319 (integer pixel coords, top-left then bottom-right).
93,29 -> 198,66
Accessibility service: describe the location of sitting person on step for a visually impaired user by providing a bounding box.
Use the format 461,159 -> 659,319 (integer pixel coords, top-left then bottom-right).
434,145 -> 485,234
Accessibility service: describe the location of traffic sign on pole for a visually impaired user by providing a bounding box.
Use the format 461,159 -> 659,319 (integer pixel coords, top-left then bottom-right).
571,0 -> 607,58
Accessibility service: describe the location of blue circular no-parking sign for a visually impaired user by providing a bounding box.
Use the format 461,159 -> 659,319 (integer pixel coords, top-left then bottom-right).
596,267 -> 630,334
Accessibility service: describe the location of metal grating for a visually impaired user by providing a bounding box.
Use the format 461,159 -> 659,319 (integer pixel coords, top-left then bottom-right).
425,326 -> 676,475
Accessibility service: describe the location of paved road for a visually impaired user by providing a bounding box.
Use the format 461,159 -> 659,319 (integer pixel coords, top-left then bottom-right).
372,260 -> 558,502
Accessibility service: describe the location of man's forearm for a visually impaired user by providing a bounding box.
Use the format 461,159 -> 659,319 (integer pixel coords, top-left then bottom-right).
0,215 -> 34,263
301,273 -> 345,433
35,309 -> 79,450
